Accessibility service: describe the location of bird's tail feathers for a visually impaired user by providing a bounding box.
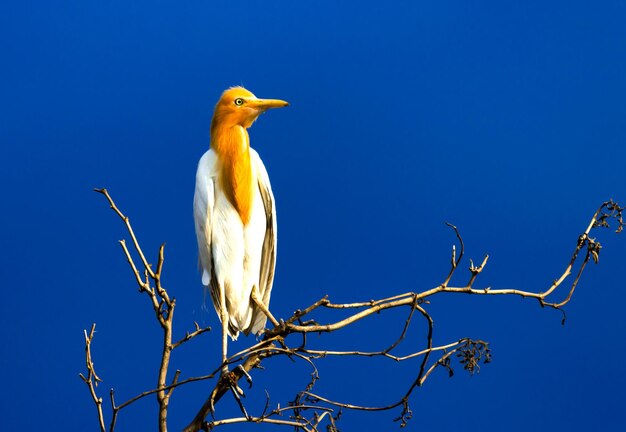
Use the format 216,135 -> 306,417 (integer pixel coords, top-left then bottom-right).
247,314 -> 268,337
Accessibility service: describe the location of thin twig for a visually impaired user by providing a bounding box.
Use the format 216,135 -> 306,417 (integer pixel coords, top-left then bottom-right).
78,324 -> 106,432
172,322 -> 212,350
95,188 -> 156,279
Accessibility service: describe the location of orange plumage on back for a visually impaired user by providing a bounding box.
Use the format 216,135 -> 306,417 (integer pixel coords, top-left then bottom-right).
213,124 -> 254,224
210,87 -> 288,224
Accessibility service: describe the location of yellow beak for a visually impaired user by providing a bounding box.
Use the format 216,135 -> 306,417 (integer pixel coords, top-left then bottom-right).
249,98 -> 289,110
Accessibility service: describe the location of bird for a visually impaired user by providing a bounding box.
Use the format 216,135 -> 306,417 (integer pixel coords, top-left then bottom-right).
193,86 -> 288,372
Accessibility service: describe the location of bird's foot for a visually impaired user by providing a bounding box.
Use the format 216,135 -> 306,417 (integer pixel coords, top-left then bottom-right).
224,366 -> 249,398
235,364 -> 253,389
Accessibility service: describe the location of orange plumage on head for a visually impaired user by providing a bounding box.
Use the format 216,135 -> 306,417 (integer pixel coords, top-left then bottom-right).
210,87 -> 256,224
210,87 -> 288,224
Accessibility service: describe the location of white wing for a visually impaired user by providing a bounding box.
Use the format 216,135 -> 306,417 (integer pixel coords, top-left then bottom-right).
193,149 -> 218,300
248,149 -> 277,335
194,148 -> 276,337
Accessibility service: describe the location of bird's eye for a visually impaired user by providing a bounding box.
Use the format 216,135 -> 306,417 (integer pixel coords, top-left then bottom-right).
234,98 -> 244,106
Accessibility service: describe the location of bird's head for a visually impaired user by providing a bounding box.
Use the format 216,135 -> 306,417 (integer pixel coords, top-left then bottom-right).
211,86 -> 289,130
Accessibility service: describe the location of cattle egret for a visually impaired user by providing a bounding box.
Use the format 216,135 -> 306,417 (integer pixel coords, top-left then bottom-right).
194,87 -> 288,372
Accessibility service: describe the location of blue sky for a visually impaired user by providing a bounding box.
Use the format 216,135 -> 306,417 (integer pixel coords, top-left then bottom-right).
1,1 -> 625,430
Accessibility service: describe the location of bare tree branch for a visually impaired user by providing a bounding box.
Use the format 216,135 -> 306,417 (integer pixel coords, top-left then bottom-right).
78,324 -> 105,432
184,200 -> 622,431
172,322 -> 212,350
94,188 -> 156,279
83,190 -> 622,432
85,188 -> 213,432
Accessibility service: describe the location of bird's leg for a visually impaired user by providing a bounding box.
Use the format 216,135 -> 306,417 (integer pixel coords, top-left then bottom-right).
209,296 -> 229,413
219,285 -> 229,376
220,320 -> 229,375
250,285 -> 280,327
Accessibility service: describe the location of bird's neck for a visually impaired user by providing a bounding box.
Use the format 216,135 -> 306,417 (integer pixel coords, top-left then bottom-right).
211,124 -> 255,225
